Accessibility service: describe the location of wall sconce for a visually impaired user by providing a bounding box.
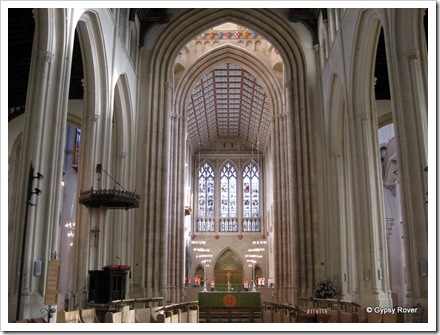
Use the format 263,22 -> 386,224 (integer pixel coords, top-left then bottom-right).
32,188 -> 42,196
377,268 -> 383,280
33,172 -> 44,180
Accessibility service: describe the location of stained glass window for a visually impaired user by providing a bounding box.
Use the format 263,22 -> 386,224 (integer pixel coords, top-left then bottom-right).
198,163 -> 215,218
220,163 -> 237,217
243,163 -> 259,218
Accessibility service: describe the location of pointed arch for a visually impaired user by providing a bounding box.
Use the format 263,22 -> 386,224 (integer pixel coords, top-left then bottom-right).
113,74 -> 134,164
327,73 -> 346,155
141,8 -> 312,304
219,161 -> 237,218
349,8 -> 393,307
72,8 -> 110,295
213,248 -> 244,284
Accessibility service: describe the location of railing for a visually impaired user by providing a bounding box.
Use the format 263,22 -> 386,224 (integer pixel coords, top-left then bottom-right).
196,218 -> 215,232
242,217 -> 260,232
297,297 -> 361,312
196,217 -> 261,232
155,301 -> 199,323
219,218 -> 238,232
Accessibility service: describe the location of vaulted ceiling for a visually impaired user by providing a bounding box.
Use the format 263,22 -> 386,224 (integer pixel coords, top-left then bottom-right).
187,63 -> 271,151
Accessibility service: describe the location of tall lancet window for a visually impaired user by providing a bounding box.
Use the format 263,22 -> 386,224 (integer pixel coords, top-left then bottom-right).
220,163 -> 237,217
219,163 -> 238,232
243,163 -> 260,232
197,163 -> 215,232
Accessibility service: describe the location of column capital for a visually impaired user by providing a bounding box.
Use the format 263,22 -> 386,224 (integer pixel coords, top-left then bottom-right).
165,81 -> 173,90
359,113 -> 369,122
90,114 -> 100,123
170,112 -> 181,119
406,49 -> 420,62
313,44 -> 320,53
273,111 -> 287,120
285,81 -> 295,91
40,51 -> 54,64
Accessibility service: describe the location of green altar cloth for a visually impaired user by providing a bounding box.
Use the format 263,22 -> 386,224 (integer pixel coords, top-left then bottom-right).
198,292 -> 261,308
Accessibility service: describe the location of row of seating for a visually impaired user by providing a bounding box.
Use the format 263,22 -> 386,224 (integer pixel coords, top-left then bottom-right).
56,308 -> 100,323
262,302 -> 402,323
154,302 -> 199,323
105,307 -> 148,323
56,306 -> 155,323
56,302 -> 199,323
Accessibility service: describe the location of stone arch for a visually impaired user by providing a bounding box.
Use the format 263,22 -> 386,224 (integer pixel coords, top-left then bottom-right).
113,74 -> 133,167
71,9 -> 110,295
142,8 -> 312,303
327,73 -> 346,155
197,159 -> 216,172
219,159 -> 239,175
194,265 -> 205,285
326,72 -> 356,300
350,8 -> 393,307
213,248 -> 244,284
149,9 -> 307,90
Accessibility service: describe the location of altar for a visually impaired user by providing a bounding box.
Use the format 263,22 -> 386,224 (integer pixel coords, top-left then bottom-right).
198,292 -> 262,322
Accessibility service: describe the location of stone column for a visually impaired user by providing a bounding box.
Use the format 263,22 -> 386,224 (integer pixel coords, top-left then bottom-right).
385,10 -> 428,314
167,84 -> 186,302
391,50 -> 428,309
9,8 -> 74,320
353,112 -> 392,307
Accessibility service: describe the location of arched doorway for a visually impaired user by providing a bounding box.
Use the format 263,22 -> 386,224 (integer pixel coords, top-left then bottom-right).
214,249 -> 243,284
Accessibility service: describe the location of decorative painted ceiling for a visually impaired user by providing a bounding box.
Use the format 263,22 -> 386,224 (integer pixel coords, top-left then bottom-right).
187,63 -> 271,151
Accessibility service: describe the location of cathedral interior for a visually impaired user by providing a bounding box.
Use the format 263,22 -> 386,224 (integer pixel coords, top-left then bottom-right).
5,5 -> 433,330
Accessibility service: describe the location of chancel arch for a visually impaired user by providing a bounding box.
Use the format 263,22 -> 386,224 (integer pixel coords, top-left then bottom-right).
149,9 -> 314,304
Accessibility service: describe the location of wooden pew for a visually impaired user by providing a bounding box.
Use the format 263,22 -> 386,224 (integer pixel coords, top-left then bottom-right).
57,310 -> 80,323
135,307 -> 151,323
105,311 -> 122,323
122,309 -> 137,323
79,308 -> 101,323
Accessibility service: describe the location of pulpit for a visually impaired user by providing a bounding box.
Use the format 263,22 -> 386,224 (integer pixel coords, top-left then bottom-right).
88,265 -> 130,303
